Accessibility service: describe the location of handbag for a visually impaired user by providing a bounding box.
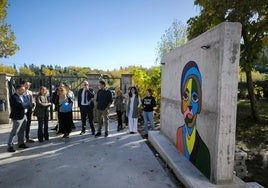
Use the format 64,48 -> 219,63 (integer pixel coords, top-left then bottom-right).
61,102 -> 72,112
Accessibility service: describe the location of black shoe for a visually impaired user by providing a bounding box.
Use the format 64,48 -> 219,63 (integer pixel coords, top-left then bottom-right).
56,131 -> 62,135
18,143 -> 29,149
130,131 -> 134,134
62,134 -> 67,138
105,132 -> 108,137
144,134 -> 148,139
95,132 -> 101,137
80,131 -> 85,135
7,146 -> 16,152
51,125 -> 57,130
91,131 -> 95,135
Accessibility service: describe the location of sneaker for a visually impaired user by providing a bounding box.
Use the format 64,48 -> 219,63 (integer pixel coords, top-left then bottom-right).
144,134 -> 148,139
18,143 -> 29,149
7,146 -> 16,152
95,132 -> 101,137
105,132 -> 108,137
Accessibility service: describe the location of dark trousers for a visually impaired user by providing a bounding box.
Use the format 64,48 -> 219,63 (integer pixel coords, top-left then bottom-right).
80,105 -> 95,133
116,111 -> 123,128
123,111 -> 128,126
37,116 -> 49,142
25,110 -> 32,139
58,111 -> 72,135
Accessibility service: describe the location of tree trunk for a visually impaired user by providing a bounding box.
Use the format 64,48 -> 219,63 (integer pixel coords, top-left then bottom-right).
245,70 -> 259,121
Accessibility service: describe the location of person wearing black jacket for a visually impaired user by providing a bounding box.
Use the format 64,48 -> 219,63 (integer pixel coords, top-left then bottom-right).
78,81 -> 95,135
7,85 -> 30,152
51,82 -> 64,133
142,89 -> 156,138
95,80 -> 112,137
22,80 -> 35,143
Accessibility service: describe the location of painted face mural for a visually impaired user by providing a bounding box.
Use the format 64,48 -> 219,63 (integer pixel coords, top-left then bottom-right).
177,61 -> 211,179
182,77 -> 201,127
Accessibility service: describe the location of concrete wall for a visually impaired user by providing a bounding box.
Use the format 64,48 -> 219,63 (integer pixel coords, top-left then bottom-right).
160,22 -> 241,183
87,73 -> 101,93
0,73 -> 12,124
121,74 -> 133,94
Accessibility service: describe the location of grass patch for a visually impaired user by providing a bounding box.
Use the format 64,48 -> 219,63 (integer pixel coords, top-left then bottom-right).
236,99 -> 268,147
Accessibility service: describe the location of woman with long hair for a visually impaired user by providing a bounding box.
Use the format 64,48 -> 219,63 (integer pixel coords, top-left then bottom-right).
127,86 -> 141,134
57,87 -> 73,138
33,86 -> 51,142
114,90 -> 125,131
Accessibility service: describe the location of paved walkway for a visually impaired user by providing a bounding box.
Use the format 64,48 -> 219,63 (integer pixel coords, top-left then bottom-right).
0,119 -> 181,188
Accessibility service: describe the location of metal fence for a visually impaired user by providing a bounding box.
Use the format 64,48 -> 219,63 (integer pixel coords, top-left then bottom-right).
9,76 -> 88,120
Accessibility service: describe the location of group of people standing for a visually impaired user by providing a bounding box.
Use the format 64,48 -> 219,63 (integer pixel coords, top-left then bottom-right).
114,87 -> 156,138
7,79 -> 156,153
7,80 -> 37,152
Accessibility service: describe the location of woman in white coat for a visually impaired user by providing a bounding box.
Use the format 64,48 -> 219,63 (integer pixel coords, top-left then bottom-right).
127,86 -> 141,134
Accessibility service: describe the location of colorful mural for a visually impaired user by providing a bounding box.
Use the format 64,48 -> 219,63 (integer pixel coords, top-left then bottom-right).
176,61 -> 211,179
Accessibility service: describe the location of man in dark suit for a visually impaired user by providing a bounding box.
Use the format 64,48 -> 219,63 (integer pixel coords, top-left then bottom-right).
78,80 -> 95,135
22,80 -> 35,143
7,85 -> 30,152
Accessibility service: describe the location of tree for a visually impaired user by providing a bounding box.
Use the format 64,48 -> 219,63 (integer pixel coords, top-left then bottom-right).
0,0 -> 19,58
187,0 -> 268,121
131,66 -> 161,114
254,45 -> 268,73
0,63 -> 16,74
42,67 -> 56,76
19,66 -> 35,76
155,19 -> 188,63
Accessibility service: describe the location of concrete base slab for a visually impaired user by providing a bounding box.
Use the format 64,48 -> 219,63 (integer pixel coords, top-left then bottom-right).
246,182 -> 265,188
148,131 -> 257,188
0,121 -> 180,188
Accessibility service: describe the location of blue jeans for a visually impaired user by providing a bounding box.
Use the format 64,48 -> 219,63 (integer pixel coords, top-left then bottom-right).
143,111 -> 155,134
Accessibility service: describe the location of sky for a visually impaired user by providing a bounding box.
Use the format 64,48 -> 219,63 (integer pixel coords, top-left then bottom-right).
1,0 -> 200,70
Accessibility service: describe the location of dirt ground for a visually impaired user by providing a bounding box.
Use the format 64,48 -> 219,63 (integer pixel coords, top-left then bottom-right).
236,139 -> 268,187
